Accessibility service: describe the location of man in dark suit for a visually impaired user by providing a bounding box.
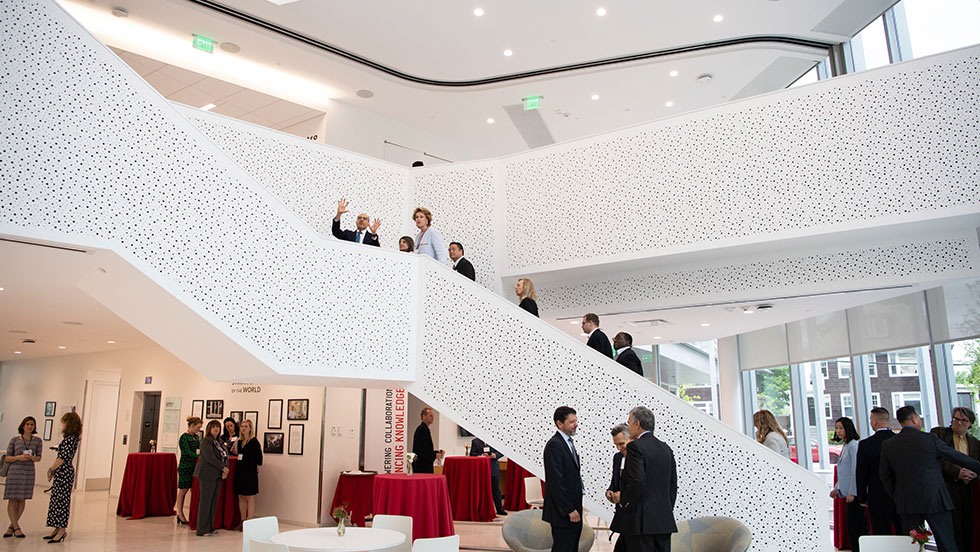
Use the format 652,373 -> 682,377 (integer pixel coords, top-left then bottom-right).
613,333 -> 644,376
856,407 -> 900,536
412,407 -> 443,474
582,313 -> 613,358
448,242 -> 475,281
606,424 -> 631,552
543,406 -> 583,552
470,436 -> 507,516
332,198 -> 380,246
880,406 -> 980,552
620,406 -> 677,552
930,407 -> 980,552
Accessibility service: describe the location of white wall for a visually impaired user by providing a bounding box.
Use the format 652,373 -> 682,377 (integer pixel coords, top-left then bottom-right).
319,387 -> 364,525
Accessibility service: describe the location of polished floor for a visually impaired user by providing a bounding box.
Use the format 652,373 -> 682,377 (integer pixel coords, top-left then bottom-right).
0,487 -> 617,551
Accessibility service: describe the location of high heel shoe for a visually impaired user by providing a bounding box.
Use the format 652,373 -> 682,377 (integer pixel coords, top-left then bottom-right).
43,531 -> 58,540
3,526 -> 13,538
176,516 -> 188,526
13,528 -> 25,538
48,532 -> 67,543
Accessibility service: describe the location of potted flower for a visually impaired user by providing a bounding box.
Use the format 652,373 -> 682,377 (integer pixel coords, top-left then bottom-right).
332,502 -> 350,536
405,452 -> 417,476
909,525 -> 932,552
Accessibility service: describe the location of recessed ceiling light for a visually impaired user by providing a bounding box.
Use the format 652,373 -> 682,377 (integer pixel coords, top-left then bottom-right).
0,286 -> 4,291
713,14 -> 724,23
697,74 -> 713,83
219,42 -> 241,54
58,346 -> 67,349
486,118 -> 495,124
107,340 -> 116,344
110,7 -> 128,17
665,101 -> 675,107
356,89 -> 375,99
591,94 -> 600,100
473,7 -> 484,16
596,7 -> 607,16
700,323 -> 710,327
200,103 -> 216,111
669,70 -> 679,77
742,307 -> 756,314
14,351 -> 21,355
62,321 -> 84,326
653,336 -> 662,340
503,49 -> 513,57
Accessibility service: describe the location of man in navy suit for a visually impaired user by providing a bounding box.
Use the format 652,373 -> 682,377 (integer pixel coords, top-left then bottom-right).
606,423 -> 631,552
620,406 -> 677,552
470,436 -> 506,516
855,407 -> 900,536
880,406 -> 980,552
582,313 -> 613,358
613,333 -> 644,376
543,406 -> 583,552
449,242 -> 476,281
332,198 -> 380,246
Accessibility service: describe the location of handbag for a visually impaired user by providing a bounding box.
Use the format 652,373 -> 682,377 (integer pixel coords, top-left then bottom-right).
0,454 -> 9,478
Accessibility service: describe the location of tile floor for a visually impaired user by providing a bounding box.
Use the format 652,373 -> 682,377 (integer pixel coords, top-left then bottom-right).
0,488 -> 618,552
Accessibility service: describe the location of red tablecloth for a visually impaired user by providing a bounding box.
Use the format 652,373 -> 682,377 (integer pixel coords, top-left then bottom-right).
442,456 -> 496,522
504,461 -> 535,511
373,474 -> 454,540
189,457 -> 240,531
115,453 -> 178,519
331,473 -> 376,527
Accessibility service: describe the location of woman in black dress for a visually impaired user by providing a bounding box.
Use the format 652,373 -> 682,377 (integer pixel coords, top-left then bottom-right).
233,419 -> 262,522
515,278 -> 539,317
43,412 -> 81,543
221,417 -> 240,457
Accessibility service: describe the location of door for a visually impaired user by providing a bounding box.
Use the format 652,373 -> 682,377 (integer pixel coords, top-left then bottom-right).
138,392 -> 161,452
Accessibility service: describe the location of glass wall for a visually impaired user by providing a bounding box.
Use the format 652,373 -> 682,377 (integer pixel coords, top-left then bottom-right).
744,366 -> 799,459
900,0 -> 980,59
656,340 -> 719,417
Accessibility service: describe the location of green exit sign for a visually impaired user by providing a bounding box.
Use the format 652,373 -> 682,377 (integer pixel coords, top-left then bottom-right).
523,95 -> 543,110
192,34 -> 215,53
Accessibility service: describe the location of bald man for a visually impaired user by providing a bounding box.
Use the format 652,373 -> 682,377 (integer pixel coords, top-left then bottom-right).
333,198 -> 380,246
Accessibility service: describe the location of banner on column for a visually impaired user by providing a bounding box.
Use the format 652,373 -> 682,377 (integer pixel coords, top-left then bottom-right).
364,388 -> 408,473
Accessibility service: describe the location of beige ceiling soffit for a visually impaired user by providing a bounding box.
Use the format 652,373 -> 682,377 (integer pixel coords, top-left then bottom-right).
0,237 -> 89,254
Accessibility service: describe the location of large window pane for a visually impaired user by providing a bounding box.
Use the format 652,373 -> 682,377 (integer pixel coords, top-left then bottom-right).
901,0 -> 980,59
851,16 -> 892,71
746,366 -> 799,459
864,346 -> 936,428
950,338 -> 980,438
658,341 -> 718,417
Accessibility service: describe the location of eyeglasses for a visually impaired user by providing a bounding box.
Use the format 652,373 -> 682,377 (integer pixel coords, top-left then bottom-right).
952,416 -> 971,424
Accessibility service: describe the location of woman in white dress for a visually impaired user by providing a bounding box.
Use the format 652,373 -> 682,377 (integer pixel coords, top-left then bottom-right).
412,207 -> 448,263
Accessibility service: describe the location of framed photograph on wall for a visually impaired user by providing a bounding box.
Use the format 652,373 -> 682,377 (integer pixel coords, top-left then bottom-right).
42,419 -> 53,441
244,411 -> 258,428
229,411 -> 243,425
263,432 -> 284,454
191,400 -> 204,420
268,399 -> 283,429
44,402 -> 57,417
205,399 -> 224,419
288,424 -> 304,455
286,399 -> 309,421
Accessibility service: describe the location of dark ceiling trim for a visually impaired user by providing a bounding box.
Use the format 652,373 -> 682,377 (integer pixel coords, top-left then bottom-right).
184,0 -> 835,87
0,238 -> 88,254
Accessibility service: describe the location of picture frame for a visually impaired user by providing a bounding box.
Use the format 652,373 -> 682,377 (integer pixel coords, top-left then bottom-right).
205,399 -> 224,419
44,401 -> 56,417
268,399 -> 283,429
286,399 -> 309,421
288,424 -> 304,455
43,419 -> 53,441
263,432 -> 284,454
191,400 -> 204,420
229,411 -> 243,425
244,411 -> 259,428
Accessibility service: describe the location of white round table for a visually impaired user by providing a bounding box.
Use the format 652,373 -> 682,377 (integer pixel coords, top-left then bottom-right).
270,527 -> 406,552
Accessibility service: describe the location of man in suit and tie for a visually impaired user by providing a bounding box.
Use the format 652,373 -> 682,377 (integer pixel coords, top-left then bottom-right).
448,242 -> 475,281
613,333 -> 644,376
582,313 -> 613,358
543,406 -> 583,552
620,406 -> 677,552
470,436 -> 507,516
332,198 -> 380,246
412,407 -> 444,474
606,424 -> 631,552
855,407 -> 900,536
880,406 -> 980,552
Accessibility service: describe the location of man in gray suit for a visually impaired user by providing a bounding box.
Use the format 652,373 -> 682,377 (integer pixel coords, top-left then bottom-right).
880,406 -> 980,552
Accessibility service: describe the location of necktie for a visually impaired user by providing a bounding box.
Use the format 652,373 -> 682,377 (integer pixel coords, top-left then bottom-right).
355,231 -> 362,243
568,437 -> 579,466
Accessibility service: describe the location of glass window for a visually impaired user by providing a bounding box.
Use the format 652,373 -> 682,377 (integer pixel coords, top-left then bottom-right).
823,394 -> 832,419
900,0 -> 980,59
820,361 -> 829,379
888,350 -> 919,377
863,346 -> 937,429
871,392 -> 881,407
789,65 -> 819,88
800,361 -> 839,474
837,359 -> 852,379
841,393 -> 855,418
657,341 -> 719,418
851,16 -> 892,71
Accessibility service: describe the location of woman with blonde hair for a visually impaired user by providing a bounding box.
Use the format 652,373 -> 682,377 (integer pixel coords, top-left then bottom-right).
412,207 -> 448,263
514,278 -> 539,317
174,416 -> 203,526
233,419 -> 263,522
43,412 -> 82,543
753,409 -> 790,459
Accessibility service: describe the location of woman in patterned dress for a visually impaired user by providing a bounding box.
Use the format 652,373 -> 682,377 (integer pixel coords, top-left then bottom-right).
4,416 -> 42,538
43,412 -> 81,543
174,416 -> 203,526
233,419 -> 262,522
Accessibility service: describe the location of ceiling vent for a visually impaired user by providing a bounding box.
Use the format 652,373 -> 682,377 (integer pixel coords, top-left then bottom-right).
627,318 -> 670,327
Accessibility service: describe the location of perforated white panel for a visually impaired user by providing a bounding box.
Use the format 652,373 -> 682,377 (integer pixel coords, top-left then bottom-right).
411,266 -> 826,552
0,0 -> 414,378
537,238 -> 975,313
181,108 -> 408,247
412,164 -> 500,291
502,53 -> 980,271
